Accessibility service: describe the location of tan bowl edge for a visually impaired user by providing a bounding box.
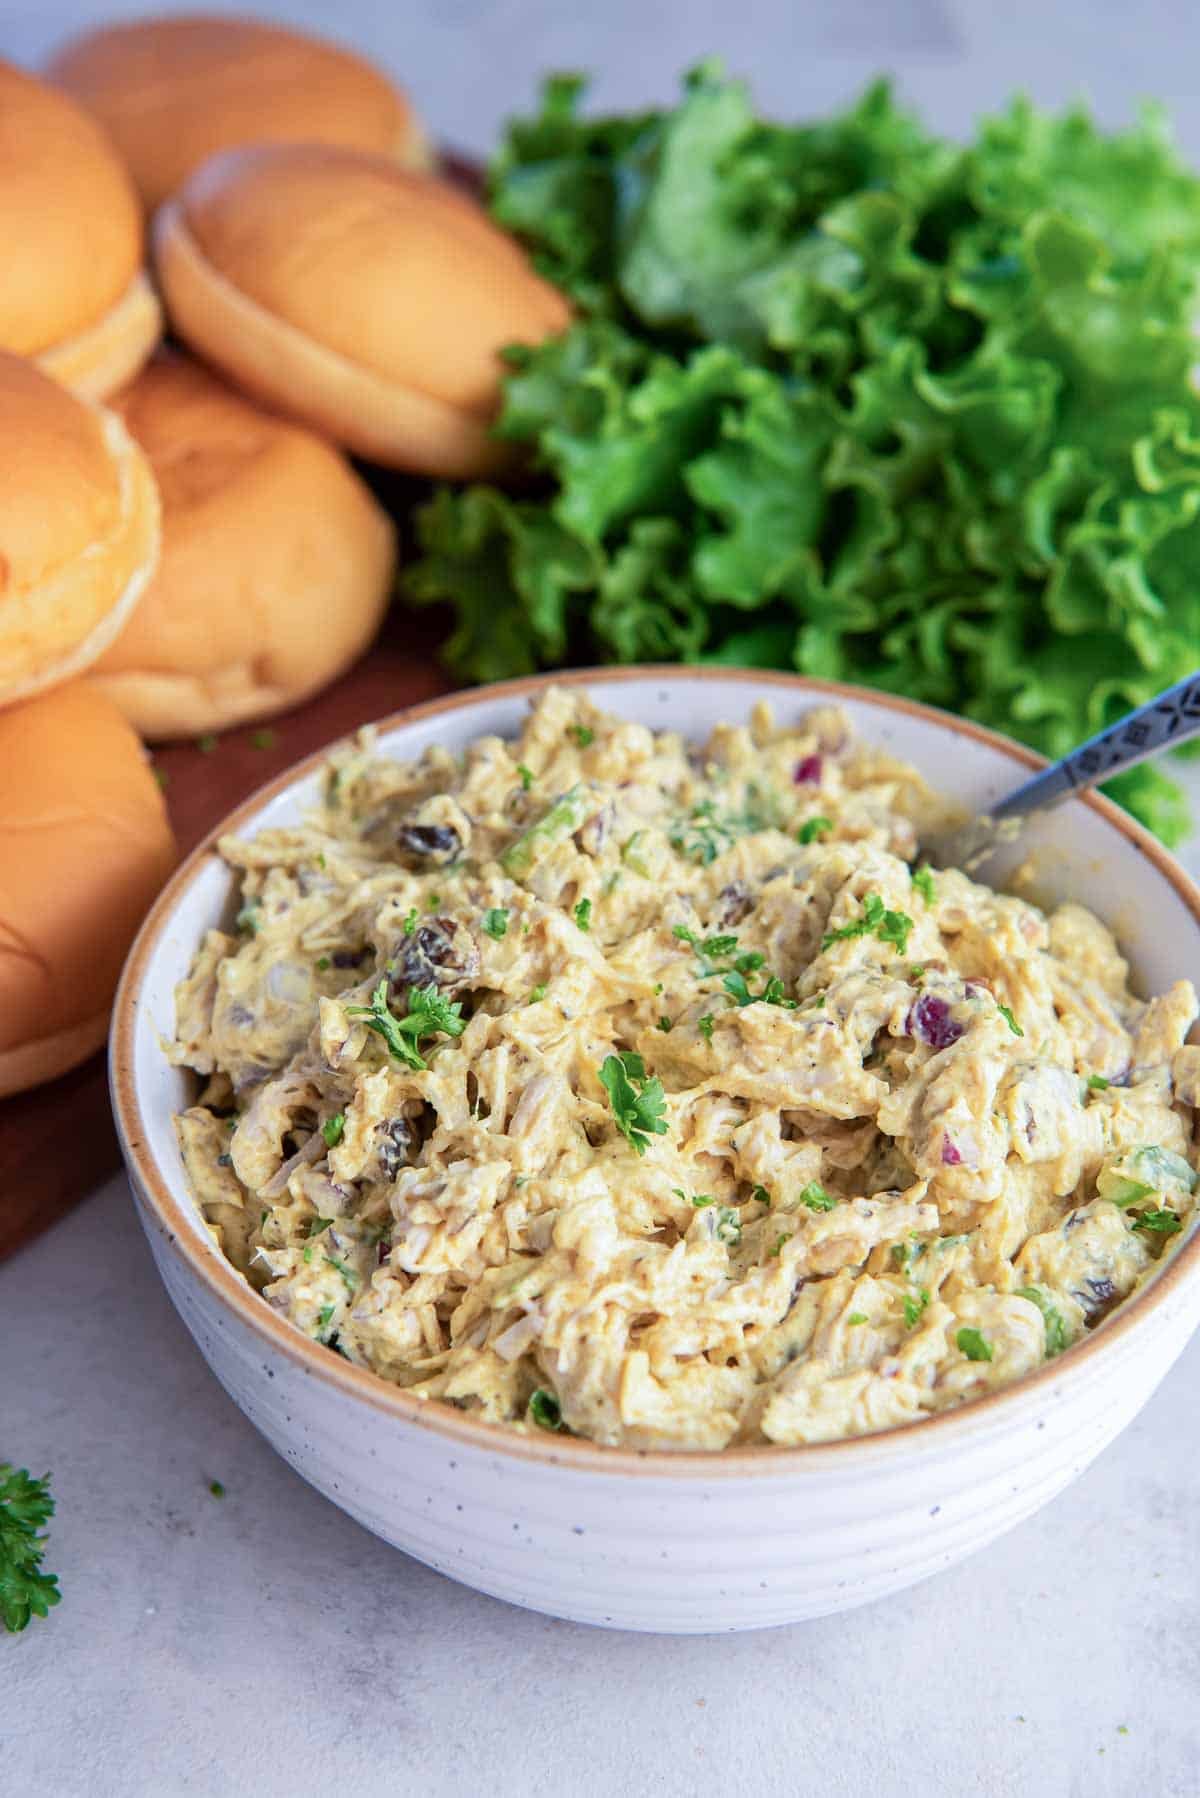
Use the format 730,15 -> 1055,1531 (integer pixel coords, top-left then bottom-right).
109,664 -> 1200,1479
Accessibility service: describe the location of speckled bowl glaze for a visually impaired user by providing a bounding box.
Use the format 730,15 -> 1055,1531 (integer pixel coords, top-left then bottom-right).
111,669 -> 1200,1633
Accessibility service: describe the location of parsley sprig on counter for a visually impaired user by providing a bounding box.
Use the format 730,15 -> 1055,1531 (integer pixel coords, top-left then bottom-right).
1,1464 -> 60,1634
348,981 -> 466,1071
599,1051 -> 670,1155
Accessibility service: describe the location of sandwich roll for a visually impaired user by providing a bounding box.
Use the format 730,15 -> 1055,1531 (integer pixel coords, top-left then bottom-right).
48,14 -> 433,214
154,145 -> 571,478
0,352 -> 160,710
0,60 -> 161,400
87,353 -> 397,739
0,681 -> 177,1098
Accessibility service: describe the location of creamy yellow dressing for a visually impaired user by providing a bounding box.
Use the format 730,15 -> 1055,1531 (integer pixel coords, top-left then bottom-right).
169,689 -> 1199,1448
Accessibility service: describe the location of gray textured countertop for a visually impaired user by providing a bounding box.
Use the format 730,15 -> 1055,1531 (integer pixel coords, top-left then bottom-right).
5,2 -> 1200,1791
5,1179 -> 1199,1797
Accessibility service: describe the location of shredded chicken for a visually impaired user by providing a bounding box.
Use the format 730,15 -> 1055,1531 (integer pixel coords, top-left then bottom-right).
168,690 -> 1199,1449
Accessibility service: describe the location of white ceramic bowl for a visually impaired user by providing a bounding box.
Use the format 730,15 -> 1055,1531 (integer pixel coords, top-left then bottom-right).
111,669 -> 1200,1634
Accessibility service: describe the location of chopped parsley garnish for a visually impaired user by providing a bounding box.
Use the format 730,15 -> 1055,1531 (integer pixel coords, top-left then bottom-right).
196,732 -> 218,754
769,1232 -> 791,1257
598,1051 -> 670,1156
208,1480 -> 225,1498
321,1114 -> 345,1149
568,723 -> 595,748
673,925 -> 739,955
674,1189 -> 715,1207
152,765 -> 169,790
1016,1285 -> 1070,1357
235,897 -> 261,934
956,1326 -> 993,1362
672,925 -> 763,979
316,1303 -> 336,1337
997,1002 -> 1024,1037
892,1236 -> 921,1273
911,865 -> 936,906
903,1285 -> 931,1329
516,763 -> 534,791
402,907 -> 418,935
1087,1074 -> 1110,1091
306,1216 -> 333,1244
669,798 -> 768,866
798,816 -> 833,844
722,969 -> 796,1009
249,728 -> 276,751
657,1016 -> 673,1033
1135,1208 -> 1183,1235
798,1181 -> 837,1212
427,893 -> 442,909
316,956 -> 331,971
697,1013 -> 715,1044
482,907 -> 509,939
528,1388 -> 563,1431
573,897 -> 592,931
0,1465 -> 60,1633
821,892 -> 914,955
347,980 -> 466,1071
751,1185 -> 771,1207
714,1206 -> 742,1246
528,983 -> 548,1003
847,1312 -> 869,1326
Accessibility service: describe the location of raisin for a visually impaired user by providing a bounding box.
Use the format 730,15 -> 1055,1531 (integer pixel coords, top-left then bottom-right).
389,917 -> 480,993
396,822 -> 460,862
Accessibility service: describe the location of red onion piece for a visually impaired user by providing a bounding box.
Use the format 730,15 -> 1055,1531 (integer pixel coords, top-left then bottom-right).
906,994 -> 964,1050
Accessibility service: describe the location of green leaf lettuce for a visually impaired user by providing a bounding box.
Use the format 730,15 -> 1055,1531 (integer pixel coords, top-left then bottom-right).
409,66 -> 1200,842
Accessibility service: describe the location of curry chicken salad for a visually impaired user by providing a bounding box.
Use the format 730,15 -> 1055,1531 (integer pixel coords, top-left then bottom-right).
169,690 -> 1199,1449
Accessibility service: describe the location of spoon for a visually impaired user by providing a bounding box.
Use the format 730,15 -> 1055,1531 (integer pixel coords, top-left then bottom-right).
925,671 -> 1200,871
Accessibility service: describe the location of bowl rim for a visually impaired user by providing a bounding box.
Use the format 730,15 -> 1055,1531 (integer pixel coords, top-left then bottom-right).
111,664 -> 1200,1477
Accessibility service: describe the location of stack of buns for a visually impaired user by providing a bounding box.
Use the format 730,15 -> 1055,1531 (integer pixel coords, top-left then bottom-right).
0,13 -> 573,1096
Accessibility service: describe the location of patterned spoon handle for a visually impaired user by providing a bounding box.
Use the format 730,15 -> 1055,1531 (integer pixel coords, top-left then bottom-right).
990,671 -> 1200,820
927,672 -> 1200,868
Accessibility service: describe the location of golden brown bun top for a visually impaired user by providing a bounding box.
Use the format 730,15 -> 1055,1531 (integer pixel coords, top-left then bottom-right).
0,681 -> 176,1064
48,14 -> 427,212
0,60 -> 142,356
111,348 -> 287,515
173,145 -> 571,415
87,350 -> 397,739
0,351 -> 125,593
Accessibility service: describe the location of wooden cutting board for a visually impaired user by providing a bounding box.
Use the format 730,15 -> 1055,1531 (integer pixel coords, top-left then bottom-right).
0,604 -> 458,1264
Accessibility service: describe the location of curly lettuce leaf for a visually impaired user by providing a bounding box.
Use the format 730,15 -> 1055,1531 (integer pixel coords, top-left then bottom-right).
408,68 -> 1200,840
